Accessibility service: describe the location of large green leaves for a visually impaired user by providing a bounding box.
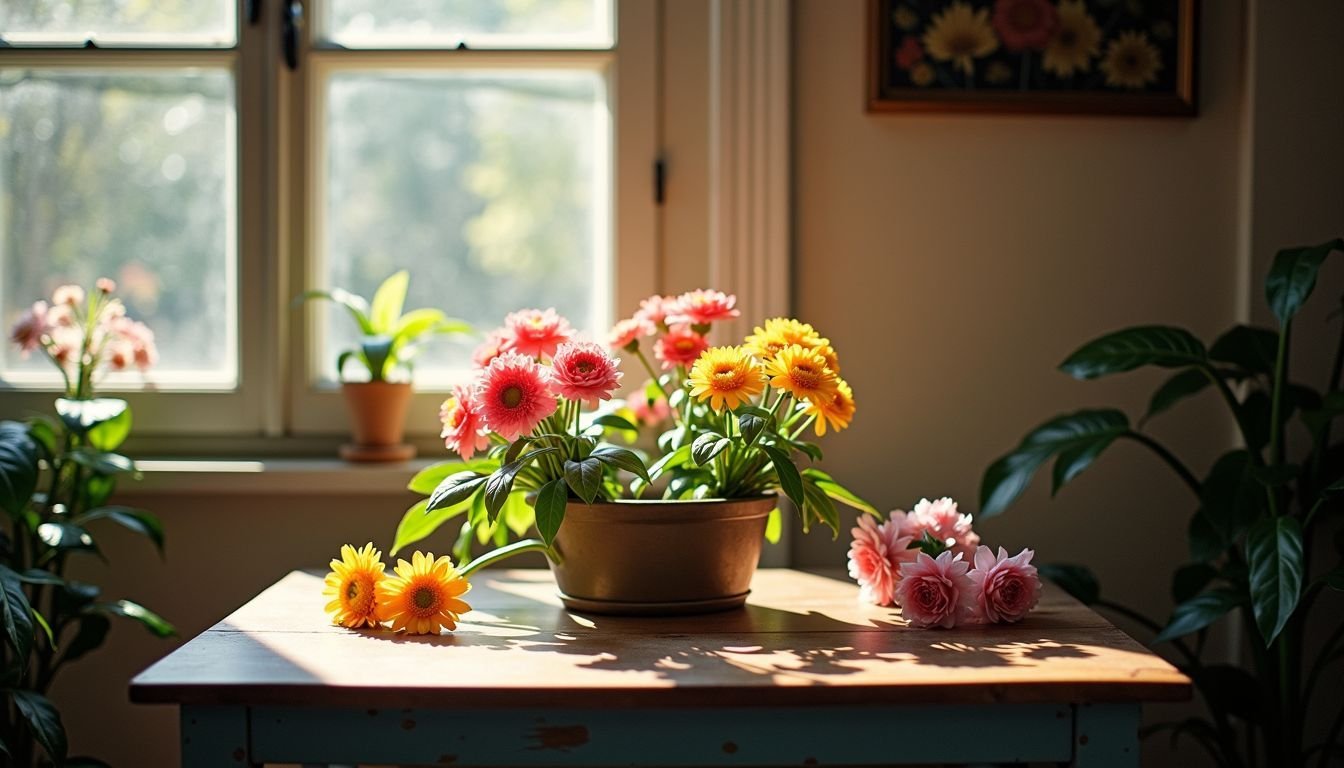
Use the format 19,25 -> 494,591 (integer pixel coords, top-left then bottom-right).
1155,588 -> 1243,644
1059,326 -> 1207,380
100,599 -> 175,638
368,270 -> 409,333
563,458 -> 603,504
76,506 -> 165,556
293,288 -> 374,334
408,459 -> 498,495
1247,516 -> 1303,644
533,478 -> 568,546
980,409 -> 1129,518
54,398 -> 127,436
1193,451 -> 1262,554
426,471 -> 490,513
0,566 -> 35,667
761,445 -> 804,512
11,689 -> 66,765
393,498 -> 469,555
589,445 -> 650,484
1144,369 -> 1212,423
0,421 -> 38,519
1209,325 -> 1278,375
1265,238 -> 1344,324
800,468 -> 878,516
691,432 -> 732,467
485,448 -> 559,516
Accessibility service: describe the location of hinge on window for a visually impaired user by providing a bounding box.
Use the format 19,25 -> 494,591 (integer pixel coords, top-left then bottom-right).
653,157 -> 666,206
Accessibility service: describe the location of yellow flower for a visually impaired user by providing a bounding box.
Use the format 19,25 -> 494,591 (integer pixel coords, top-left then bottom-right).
1101,30 -> 1161,89
322,542 -> 386,629
688,346 -> 767,412
764,345 -> 838,404
815,343 -> 841,375
375,551 -> 471,634
745,318 -> 823,360
893,6 -> 919,31
922,2 -> 998,76
1042,0 -> 1101,78
805,377 -> 856,436
910,62 -> 936,87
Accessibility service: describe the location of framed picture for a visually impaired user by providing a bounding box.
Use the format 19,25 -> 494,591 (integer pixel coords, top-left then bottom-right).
866,0 -> 1198,115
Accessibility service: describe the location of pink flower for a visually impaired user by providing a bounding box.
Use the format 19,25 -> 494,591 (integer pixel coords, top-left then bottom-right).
96,277 -> 117,294
439,386 -> 490,460
653,326 -> 709,370
475,352 -> 558,441
847,515 -> 915,606
52,284 -> 85,307
109,317 -> 157,371
667,289 -> 740,326
634,295 -> 677,329
550,340 -> 622,408
627,384 -> 670,426
968,546 -> 1042,624
608,317 -> 654,351
892,497 -> 980,558
472,328 -> 508,368
896,551 -> 976,629
47,326 -> 82,373
9,301 -> 51,356
503,308 -> 574,360
992,0 -> 1058,51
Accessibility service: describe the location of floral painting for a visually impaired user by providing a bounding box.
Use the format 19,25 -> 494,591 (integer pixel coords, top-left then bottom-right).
867,0 -> 1197,114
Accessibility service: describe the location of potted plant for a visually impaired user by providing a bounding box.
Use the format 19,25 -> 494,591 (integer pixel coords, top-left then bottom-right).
980,239 -> 1344,766
393,291 -> 873,615
2,279 -> 174,767
296,271 -> 470,462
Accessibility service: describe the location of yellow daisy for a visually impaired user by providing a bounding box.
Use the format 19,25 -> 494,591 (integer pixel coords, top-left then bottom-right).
745,318 -> 823,360
764,345 -> 838,405
322,542 -> 386,629
910,62 -> 936,87
893,6 -> 919,31
922,2 -> 998,76
815,343 -> 841,375
688,346 -> 767,412
805,377 -> 856,436
1042,0 -> 1101,78
375,551 -> 471,635
1100,30 -> 1161,90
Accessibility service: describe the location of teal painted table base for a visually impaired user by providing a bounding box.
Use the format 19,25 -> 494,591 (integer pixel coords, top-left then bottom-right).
181,702 -> 1140,767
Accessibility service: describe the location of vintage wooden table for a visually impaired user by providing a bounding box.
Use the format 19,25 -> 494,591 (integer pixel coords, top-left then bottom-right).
131,568 -> 1190,767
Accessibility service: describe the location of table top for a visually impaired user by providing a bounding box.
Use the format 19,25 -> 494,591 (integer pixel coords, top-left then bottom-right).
130,568 -> 1190,710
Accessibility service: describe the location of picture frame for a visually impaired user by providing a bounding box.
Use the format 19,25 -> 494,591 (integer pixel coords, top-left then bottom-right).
866,0 -> 1198,115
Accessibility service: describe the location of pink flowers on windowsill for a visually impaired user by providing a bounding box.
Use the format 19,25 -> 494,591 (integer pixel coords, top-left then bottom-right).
847,496 -> 1042,629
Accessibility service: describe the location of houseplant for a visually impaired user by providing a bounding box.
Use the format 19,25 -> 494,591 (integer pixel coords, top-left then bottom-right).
980,239 -> 1344,766
295,271 -> 470,462
394,292 -> 874,615
2,279 -> 174,767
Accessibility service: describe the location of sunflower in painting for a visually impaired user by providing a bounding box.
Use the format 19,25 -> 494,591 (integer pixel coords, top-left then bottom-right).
1101,30 -> 1162,89
921,2 -> 998,76
1042,0 -> 1102,78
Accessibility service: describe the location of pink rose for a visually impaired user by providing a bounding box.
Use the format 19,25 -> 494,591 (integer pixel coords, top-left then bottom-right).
891,497 -> 980,558
895,551 -> 976,628
847,515 -> 913,606
968,546 -> 1042,624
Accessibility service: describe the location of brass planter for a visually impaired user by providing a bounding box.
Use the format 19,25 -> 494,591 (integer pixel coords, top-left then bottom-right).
548,495 -> 776,616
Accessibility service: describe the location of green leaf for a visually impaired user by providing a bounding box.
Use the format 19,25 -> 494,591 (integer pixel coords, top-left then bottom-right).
648,444 -> 692,480
764,507 -> 782,544
1247,516 -> 1304,644
54,398 -> 127,435
801,468 -> 878,516
1037,563 -> 1100,605
36,522 -> 97,554
360,335 -> 395,381
61,614 -> 111,664
1145,369 -> 1211,423
486,448 -> 560,517
1265,238 -> 1344,324
1198,451 -> 1262,546
83,474 -> 115,509
12,689 -> 67,764
761,445 -> 804,512
16,570 -> 65,586
1172,563 -> 1218,604
470,490 -> 493,544
691,432 -> 732,467
0,566 -> 34,664
802,479 -> 840,537
426,471 -> 490,513
293,288 -> 374,334
503,436 -> 534,466
393,498 -> 469,555
26,417 -> 58,458
592,414 -> 639,433
563,458 -> 604,504
1155,589 -> 1242,644
980,409 -> 1129,518
407,459 -> 497,495
1188,512 -> 1225,563
737,407 -> 773,446
1058,326 -> 1208,380
657,425 -> 690,453
590,445 -> 651,483
100,599 -> 175,638
391,308 -> 452,346
368,270 -> 409,333
0,421 -> 38,519
76,506 -> 164,555
1209,325 -> 1278,375
912,530 -> 948,557
86,405 -> 132,452
533,479 -> 568,546
67,448 -> 135,476
502,492 -> 534,537
32,608 -> 54,647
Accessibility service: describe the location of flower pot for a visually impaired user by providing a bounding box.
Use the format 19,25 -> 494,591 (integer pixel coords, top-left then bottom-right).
338,381 -> 416,462
548,495 -> 775,616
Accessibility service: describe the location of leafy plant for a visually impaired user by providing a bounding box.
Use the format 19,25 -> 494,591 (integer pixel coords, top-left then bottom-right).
2,280 -> 173,767
982,239 -> 1344,767
294,270 -> 470,383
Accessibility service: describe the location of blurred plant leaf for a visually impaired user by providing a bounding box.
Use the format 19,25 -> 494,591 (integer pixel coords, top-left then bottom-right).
1265,238 -> 1344,324
12,689 -> 66,765
0,421 -> 38,520
980,409 -> 1129,518
368,270 -> 409,334
1155,588 -> 1242,644
1059,326 -> 1207,380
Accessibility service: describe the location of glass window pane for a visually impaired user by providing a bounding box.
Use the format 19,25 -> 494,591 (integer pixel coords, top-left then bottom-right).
0,0 -> 235,47
0,69 -> 237,388
320,0 -> 612,49
320,69 -> 610,384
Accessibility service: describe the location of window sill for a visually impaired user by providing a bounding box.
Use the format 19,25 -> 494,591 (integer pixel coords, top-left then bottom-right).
123,458 -> 433,495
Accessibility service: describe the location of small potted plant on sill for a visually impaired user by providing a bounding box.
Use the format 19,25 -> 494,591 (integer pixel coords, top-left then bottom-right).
394,291 -> 874,615
296,271 -> 470,462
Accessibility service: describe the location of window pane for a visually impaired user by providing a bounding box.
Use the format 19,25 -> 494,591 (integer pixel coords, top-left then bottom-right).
321,69 -> 610,384
0,69 -> 237,388
0,0 -> 235,47
320,0 -> 612,49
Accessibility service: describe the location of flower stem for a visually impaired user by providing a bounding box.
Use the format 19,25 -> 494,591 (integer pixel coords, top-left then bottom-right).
458,538 -> 555,578
1121,431 -> 1201,498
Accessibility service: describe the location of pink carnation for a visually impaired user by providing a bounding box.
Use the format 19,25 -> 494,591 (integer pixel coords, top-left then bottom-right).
968,546 -> 1042,624
550,340 -> 622,408
627,384 -> 670,426
503,308 -> 574,359
52,284 -> 85,307
634,295 -> 677,329
475,352 -> 558,441
9,301 -> 51,356
667,289 -> 740,326
847,515 -> 914,606
892,497 -> 980,558
439,386 -> 490,460
896,551 -> 976,629
653,326 -> 709,370
473,328 -> 508,368
608,317 -> 654,351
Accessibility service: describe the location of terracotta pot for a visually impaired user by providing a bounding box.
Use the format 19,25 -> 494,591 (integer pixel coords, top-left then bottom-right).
548,495 -> 775,616
339,381 -> 415,462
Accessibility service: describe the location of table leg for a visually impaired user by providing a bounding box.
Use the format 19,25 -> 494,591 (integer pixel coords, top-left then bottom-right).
181,705 -> 258,767
1073,703 -> 1140,767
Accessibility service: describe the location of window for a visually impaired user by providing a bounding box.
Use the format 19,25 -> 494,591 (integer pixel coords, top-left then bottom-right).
0,1 -> 656,444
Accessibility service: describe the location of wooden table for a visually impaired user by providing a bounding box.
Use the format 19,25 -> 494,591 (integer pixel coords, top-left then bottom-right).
131,568 -> 1190,767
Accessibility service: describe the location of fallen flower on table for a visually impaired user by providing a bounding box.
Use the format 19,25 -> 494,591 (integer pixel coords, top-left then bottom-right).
895,550 -> 976,629
376,551 -> 472,635
968,545 -> 1042,624
322,543 -> 386,629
